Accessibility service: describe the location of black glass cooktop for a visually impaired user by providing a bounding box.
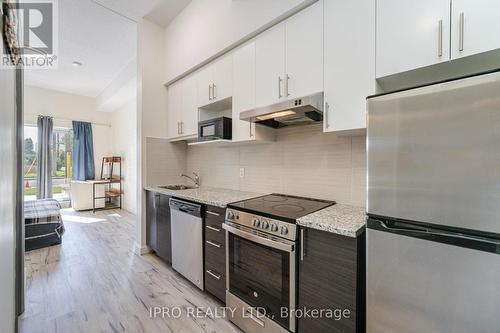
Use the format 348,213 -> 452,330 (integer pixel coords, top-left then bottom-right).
228,194 -> 335,223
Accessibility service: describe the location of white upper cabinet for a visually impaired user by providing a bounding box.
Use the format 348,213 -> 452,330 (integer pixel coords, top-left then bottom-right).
167,80 -> 183,139
181,74 -> 198,137
196,65 -> 213,107
285,0 -> 323,99
324,0 -> 376,132
196,53 -> 233,107
168,74 -> 198,140
212,54 -> 233,101
255,2 -> 323,106
232,41 -> 256,141
376,0 -> 451,78
255,23 -> 286,108
451,0 -> 500,59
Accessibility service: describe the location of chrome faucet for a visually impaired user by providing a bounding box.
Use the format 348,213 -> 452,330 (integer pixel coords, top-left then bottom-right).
181,172 -> 200,187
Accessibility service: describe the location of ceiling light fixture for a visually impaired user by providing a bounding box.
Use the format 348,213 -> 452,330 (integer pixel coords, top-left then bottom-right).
72,61 -> 83,67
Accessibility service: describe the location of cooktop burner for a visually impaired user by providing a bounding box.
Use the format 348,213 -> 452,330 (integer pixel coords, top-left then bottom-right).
228,194 -> 335,223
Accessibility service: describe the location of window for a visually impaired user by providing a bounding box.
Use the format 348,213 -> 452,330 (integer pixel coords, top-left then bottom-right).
52,128 -> 73,202
24,125 -> 73,202
24,125 -> 38,200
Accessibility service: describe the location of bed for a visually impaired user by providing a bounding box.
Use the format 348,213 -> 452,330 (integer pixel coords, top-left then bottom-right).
24,199 -> 65,251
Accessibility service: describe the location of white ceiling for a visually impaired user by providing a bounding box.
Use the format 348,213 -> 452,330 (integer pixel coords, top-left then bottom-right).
145,0 -> 192,27
25,0 -> 191,98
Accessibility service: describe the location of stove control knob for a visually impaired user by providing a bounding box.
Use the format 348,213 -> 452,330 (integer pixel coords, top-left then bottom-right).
226,210 -> 235,220
270,223 -> 278,232
261,220 -> 269,230
252,217 -> 261,227
280,226 -> 289,235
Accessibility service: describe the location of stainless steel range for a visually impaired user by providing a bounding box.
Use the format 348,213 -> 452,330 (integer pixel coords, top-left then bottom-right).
223,194 -> 334,333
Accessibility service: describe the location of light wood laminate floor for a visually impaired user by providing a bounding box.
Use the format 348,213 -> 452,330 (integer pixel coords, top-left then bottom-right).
19,209 -> 241,333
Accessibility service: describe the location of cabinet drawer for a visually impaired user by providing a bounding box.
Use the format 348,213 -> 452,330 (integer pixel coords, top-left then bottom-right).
205,224 -> 224,244
206,207 -> 225,227
205,239 -> 225,272
205,263 -> 226,303
206,205 -> 225,217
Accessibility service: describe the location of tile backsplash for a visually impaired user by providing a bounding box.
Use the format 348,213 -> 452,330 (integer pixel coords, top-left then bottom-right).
187,124 -> 366,207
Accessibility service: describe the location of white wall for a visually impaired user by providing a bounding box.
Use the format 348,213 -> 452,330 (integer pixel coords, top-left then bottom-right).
110,101 -> 137,214
137,18 -> 165,253
163,0 -> 316,82
24,85 -> 113,176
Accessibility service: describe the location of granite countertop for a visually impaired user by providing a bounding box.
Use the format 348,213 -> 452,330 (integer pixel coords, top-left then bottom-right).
146,185 -> 365,237
145,185 -> 264,208
297,204 -> 366,238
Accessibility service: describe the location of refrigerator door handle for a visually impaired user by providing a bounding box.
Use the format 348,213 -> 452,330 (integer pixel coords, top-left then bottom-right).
375,219 -> 500,246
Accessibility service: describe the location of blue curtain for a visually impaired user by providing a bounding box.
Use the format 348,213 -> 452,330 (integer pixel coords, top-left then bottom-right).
72,121 -> 95,180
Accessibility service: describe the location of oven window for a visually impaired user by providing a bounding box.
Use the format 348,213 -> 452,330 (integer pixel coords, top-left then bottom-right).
228,233 -> 290,328
201,124 -> 215,137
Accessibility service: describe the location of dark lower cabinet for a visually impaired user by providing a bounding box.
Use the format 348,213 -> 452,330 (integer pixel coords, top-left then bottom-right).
204,205 -> 226,303
298,227 -> 365,333
146,190 -> 172,264
156,194 -> 172,263
146,191 -> 158,252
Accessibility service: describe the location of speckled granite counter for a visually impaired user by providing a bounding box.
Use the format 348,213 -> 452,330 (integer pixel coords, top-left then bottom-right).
297,204 -> 366,238
145,186 -> 264,208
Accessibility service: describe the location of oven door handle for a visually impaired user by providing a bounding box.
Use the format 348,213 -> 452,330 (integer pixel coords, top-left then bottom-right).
223,223 -> 294,253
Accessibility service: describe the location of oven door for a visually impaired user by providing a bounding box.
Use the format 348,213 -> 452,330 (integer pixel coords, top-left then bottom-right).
223,222 -> 296,332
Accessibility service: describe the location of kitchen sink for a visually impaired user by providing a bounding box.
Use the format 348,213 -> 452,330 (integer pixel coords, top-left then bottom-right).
158,185 -> 196,191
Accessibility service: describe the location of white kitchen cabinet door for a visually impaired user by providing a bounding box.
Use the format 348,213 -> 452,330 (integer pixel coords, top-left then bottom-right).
285,0 -> 323,99
196,65 -> 213,107
232,41 -> 256,141
376,0 -> 451,78
324,0 -> 376,132
212,53 -> 233,101
255,22 -> 286,108
181,74 -> 198,137
451,0 -> 500,60
167,80 -> 183,139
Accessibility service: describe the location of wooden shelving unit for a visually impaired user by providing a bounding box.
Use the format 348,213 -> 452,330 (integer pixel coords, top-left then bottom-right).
92,157 -> 122,213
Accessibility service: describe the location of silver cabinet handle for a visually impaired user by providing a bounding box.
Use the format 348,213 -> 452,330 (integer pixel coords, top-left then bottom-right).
206,240 -> 221,248
206,269 -> 222,280
177,122 -> 180,134
180,121 -> 183,135
300,228 -> 306,261
438,19 -> 443,57
325,102 -> 330,129
278,76 -> 283,99
249,123 -> 253,138
212,83 -> 216,99
206,210 -> 220,216
375,219 -> 500,246
285,74 -> 290,97
459,12 -> 465,51
206,225 -> 221,232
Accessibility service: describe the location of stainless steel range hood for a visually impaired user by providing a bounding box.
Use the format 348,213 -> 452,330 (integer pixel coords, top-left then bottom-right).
240,92 -> 324,128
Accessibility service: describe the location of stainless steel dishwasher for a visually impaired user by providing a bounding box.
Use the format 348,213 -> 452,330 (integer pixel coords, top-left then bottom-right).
169,198 -> 204,290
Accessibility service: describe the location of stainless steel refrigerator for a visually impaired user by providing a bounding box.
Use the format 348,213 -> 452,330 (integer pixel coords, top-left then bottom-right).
367,71 -> 500,333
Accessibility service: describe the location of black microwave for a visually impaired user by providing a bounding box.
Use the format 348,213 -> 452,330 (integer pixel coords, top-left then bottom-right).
198,117 -> 232,141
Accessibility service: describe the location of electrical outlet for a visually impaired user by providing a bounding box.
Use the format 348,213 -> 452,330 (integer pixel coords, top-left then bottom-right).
239,167 -> 245,178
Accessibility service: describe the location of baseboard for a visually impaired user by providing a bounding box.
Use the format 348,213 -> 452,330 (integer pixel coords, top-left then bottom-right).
134,242 -> 151,255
